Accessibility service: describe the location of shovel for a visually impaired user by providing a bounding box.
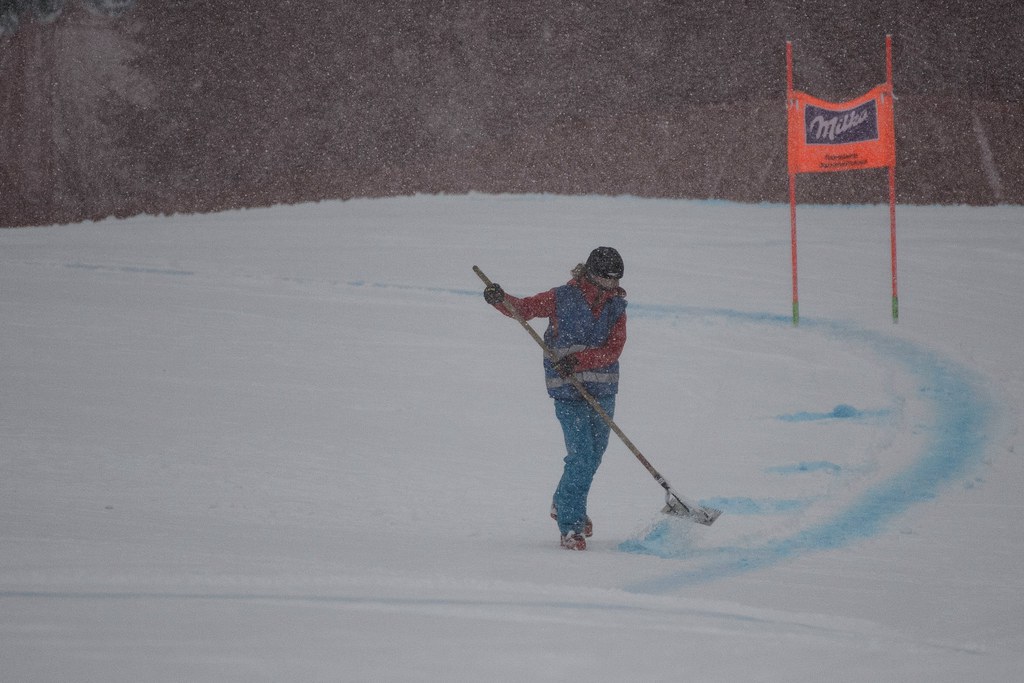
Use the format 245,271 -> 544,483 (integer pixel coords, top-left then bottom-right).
474,266 -> 721,526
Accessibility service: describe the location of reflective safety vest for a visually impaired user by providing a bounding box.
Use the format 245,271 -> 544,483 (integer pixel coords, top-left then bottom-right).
542,283 -> 626,400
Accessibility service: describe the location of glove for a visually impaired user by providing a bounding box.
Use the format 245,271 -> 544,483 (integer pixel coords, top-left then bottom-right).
483,283 -> 505,305
552,354 -> 578,378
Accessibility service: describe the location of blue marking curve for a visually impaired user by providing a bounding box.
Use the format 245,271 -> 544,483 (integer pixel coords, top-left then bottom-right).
618,306 -> 992,591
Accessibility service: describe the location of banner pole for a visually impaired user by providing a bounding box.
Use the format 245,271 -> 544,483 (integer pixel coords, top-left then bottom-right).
886,35 -> 898,322
787,42 -> 799,325
790,174 -> 799,325
889,166 -> 898,321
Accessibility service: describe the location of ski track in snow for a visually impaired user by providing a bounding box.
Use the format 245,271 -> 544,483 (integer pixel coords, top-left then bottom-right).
0,587 -> 985,657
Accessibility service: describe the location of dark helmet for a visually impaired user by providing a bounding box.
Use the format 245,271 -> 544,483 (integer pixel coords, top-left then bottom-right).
585,246 -> 624,280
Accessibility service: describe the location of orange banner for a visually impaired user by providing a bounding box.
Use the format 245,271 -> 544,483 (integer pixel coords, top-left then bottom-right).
787,84 -> 895,174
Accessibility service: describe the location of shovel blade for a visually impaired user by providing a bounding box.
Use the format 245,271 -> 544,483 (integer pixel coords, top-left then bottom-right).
662,493 -> 722,526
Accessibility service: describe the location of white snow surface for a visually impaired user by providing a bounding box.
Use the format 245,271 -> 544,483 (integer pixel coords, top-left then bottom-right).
2,194 -> 1022,681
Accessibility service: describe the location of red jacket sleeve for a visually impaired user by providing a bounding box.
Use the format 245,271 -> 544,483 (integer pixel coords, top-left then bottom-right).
492,289 -> 556,320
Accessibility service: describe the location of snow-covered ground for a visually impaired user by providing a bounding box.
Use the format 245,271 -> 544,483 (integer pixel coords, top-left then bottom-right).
2,194 -> 1021,681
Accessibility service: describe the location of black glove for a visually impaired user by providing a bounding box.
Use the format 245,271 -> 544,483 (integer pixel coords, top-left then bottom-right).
552,354 -> 578,378
483,283 -> 505,305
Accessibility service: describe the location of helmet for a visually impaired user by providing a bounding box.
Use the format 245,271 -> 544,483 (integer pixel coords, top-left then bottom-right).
585,247 -> 624,280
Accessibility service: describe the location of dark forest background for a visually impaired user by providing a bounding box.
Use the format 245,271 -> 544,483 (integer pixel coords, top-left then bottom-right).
1,0 -> 1022,227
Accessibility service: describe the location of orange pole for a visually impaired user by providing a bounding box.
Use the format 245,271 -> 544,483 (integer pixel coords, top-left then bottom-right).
889,166 -> 898,321
790,175 -> 799,325
886,35 -> 898,322
787,41 -> 794,92
787,42 -> 799,325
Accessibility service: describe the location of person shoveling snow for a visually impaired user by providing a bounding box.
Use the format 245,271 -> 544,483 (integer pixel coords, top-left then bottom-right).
478,249 -> 719,551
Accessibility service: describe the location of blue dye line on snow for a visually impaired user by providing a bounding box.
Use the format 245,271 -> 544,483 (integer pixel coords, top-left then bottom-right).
765,460 -> 843,475
65,262 -> 195,277
616,309 -> 992,592
776,404 -> 892,422
630,301 -> 794,326
348,280 -> 480,298
699,496 -> 812,515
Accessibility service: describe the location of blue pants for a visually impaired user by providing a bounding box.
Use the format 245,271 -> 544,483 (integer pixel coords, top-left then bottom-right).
552,396 -> 615,535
